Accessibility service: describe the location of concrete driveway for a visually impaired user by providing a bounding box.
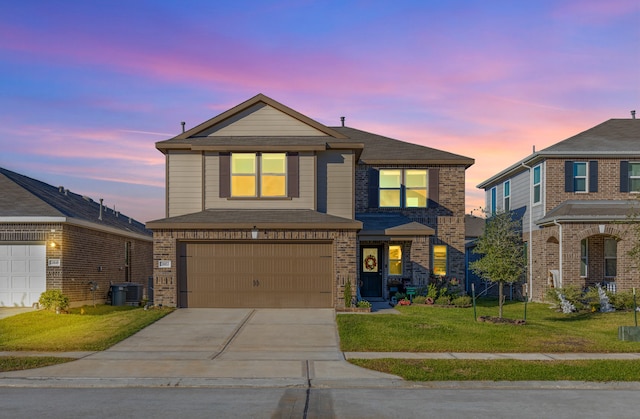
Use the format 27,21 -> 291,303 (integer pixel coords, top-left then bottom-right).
0,308 -> 398,387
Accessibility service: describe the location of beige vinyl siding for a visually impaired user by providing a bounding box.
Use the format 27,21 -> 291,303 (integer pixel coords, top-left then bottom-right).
168,151 -> 202,217
204,152 -> 315,210
199,103 -> 328,136
318,150 -> 354,219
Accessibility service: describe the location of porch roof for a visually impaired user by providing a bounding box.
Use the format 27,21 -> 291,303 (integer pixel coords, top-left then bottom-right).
356,213 -> 435,240
537,200 -> 640,226
146,209 -> 362,230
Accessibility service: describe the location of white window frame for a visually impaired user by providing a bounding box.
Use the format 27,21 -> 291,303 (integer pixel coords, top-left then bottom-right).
580,238 -> 588,277
388,244 -> 403,276
231,153 -> 287,198
604,237 -> 617,278
630,162 -> 640,193
503,180 -> 510,212
533,165 -> 542,205
573,162 -> 588,193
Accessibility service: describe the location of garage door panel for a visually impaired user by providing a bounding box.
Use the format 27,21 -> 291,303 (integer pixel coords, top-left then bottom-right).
181,242 -> 333,308
0,244 -> 46,307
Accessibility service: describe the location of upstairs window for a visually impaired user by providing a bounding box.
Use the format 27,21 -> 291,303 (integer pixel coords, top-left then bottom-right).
565,161 -> 597,193
503,180 -> 510,211
573,162 -> 587,192
231,153 -> 257,197
230,153 -> 287,198
622,162 -> 640,193
533,165 -> 541,204
378,169 -> 428,208
490,187 -> 497,215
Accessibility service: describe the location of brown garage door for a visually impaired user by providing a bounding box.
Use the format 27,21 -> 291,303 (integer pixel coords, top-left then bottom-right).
179,242 -> 333,308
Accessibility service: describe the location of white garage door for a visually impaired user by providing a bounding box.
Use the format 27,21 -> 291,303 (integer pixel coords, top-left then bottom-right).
0,244 -> 46,307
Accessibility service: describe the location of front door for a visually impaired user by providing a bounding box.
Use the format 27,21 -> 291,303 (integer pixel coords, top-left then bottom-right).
360,246 -> 383,298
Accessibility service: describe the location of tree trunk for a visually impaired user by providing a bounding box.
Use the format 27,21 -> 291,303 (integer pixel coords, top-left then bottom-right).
498,281 -> 504,319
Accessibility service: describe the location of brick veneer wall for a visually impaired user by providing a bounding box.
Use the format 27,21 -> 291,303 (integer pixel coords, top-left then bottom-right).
529,223 -> 639,301
152,228 -> 358,308
0,223 -> 152,306
355,163 -> 467,285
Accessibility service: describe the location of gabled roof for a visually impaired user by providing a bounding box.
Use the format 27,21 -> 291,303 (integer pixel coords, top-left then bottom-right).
0,167 -> 151,239
536,200 -> 640,226
146,209 -> 362,230
156,94 -> 474,167
477,119 -> 640,189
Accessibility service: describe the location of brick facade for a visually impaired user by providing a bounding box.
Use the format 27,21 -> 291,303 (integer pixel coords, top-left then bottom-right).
0,222 -> 153,307
152,228 -> 357,308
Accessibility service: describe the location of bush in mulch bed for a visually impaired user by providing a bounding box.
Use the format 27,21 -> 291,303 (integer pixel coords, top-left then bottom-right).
477,316 -> 526,325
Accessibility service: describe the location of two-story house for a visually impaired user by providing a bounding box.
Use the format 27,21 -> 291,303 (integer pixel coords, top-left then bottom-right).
147,94 -> 474,308
477,118 -> 640,301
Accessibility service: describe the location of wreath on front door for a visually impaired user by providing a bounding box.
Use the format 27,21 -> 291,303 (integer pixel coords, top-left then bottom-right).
364,254 -> 377,271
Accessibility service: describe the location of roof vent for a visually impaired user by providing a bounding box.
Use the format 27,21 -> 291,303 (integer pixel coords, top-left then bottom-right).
181,121 -> 186,133
99,198 -> 103,221
340,116 -> 345,127
58,186 -> 64,193
82,195 -> 93,202
632,110 -> 636,119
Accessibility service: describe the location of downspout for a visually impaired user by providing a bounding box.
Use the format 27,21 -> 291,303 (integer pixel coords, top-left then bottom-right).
553,219 -> 563,289
521,162 -> 534,301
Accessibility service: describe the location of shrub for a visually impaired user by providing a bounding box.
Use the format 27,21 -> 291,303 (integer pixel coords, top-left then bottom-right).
356,300 -> 372,308
583,287 -> 601,312
39,289 -> 69,312
412,295 -> 426,304
426,284 -> 438,299
395,292 -> 407,301
452,295 -> 472,306
609,291 -> 636,310
344,278 -> 353,308
435,295 -> 451,305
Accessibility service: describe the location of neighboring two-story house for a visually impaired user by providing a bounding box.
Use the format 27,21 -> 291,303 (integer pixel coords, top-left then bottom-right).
147,94 -> 473,308
477,118 -> 640,301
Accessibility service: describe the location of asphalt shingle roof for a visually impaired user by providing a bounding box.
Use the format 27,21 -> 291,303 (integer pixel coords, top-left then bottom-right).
0,167 -> 151,237
536,200 -> 640,225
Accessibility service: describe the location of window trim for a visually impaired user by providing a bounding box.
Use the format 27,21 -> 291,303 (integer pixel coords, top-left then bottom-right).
379,169 -> 402,208
503,180 -> 510,212
388,244 -> 403,276
604,237 -> 617,278
230,152 -> 288,199
532,165 -> 541,205
630,162 -> 640,193
580,238 -> 588,278
378,169 -> 429,209
432,244 -> 448,277
573,162 -> 588,193
490,187 -> 497,215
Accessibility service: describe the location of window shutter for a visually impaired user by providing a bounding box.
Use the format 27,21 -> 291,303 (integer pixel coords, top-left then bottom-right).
287,153 -> 299,198
428,168 -> 439,208
620,161 -> 629,192
564,161 -> 574,192
588,161 -> 598,192
368,167 -> 379,208
219,152 -> 230,198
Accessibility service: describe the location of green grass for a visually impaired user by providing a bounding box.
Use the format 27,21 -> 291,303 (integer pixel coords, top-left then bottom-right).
0,305 -> 173,352
0,356 -> 75,372
337,299 -> 640,353
349,359 -> 640,381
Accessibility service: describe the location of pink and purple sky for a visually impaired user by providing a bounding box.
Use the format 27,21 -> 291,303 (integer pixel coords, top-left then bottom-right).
1,1 -> 639,223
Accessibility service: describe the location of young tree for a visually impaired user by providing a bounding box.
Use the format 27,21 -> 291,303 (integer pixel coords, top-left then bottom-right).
470,210 -> 526,318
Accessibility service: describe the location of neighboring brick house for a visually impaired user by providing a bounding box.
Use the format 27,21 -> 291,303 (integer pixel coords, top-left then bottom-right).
0,167 -> 153,307
147,94 -> 474,308
477,118 -> 640,301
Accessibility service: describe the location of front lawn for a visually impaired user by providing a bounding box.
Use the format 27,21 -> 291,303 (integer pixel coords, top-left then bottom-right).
0,305 -> 173,352
337,299 -> 640,353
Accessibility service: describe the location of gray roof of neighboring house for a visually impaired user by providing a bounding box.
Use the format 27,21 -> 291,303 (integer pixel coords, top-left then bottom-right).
465,214 -> 485,238
356,213 -> 435,237
156,94 -> 474,167
146,209 -> 362,230
477,119 -> 640,189
0,167 -> 151,237
536,200 -> 640,226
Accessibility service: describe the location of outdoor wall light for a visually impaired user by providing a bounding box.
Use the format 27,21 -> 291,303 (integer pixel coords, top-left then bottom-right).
251,226 -> 259,239
49,240 -> 58,249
